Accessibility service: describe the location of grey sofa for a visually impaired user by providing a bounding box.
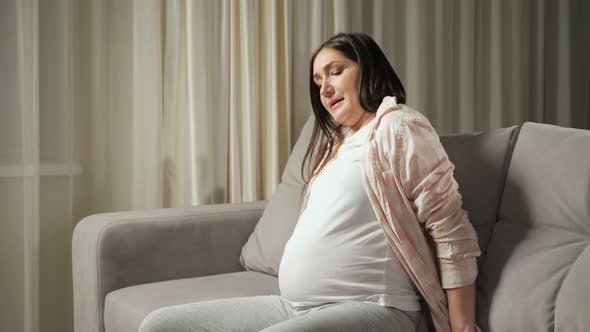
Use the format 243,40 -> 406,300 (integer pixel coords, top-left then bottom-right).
72,118 -> 589,332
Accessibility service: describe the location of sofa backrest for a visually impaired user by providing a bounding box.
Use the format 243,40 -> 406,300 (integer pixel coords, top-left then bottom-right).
477,122 -> 590,331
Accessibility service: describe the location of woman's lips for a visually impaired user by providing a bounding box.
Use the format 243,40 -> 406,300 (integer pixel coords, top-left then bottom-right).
330,98 -> 344,109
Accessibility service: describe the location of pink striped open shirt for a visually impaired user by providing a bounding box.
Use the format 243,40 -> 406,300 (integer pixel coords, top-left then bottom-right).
299,96 -> 481,332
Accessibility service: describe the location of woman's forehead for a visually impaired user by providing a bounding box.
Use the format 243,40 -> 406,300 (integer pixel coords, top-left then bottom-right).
313,49 -> 351,74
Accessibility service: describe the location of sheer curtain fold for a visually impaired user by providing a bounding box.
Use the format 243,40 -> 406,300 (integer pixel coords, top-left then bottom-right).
162,0 -> 189,208
130,0 -> 163,208
185,0 -> 294,203
17,3 -> 40,332
1,1 -> 587,332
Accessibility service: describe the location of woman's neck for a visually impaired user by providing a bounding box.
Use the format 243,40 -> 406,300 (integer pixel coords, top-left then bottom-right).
347,112 -> 376,135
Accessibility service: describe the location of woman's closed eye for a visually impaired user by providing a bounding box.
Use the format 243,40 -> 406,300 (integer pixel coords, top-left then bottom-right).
315,70 -> 343,87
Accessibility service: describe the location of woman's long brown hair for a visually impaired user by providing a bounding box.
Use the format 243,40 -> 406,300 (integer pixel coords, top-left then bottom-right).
300,33 -> 406,205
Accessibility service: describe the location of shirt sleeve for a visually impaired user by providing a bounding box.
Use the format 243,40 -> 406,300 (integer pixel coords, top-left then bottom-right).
393,116 -> 482,289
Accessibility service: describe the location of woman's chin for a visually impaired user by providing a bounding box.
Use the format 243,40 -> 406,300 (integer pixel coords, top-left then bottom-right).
329,109 -> 349,125
331,116 -> 345,126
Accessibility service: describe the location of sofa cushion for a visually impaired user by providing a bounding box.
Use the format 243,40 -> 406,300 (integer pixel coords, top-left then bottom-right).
439,126 -> 520,265
104,271 -> 279,332
477,122 -> 590,331
239,115 -> 315,275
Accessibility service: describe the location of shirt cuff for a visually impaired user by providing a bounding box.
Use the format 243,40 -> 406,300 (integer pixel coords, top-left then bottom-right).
439,257 -> 478,289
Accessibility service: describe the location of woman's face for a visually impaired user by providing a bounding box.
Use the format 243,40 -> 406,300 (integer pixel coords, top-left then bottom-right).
312,48 -> 369,130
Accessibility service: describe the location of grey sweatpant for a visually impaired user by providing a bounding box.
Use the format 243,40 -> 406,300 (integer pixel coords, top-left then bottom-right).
138,295 -> 421,332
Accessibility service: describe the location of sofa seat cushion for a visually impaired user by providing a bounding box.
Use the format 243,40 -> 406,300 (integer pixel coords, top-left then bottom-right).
104,271 -> 279,332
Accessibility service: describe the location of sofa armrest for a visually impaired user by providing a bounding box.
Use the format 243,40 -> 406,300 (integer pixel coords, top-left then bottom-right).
72,200 -> 267,332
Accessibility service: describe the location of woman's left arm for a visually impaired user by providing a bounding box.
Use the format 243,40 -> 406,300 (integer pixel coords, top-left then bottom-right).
447,283 -> 476,332
393,115 -> 481,331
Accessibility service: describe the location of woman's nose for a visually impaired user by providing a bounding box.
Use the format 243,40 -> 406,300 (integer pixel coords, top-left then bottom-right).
320,83 -> 334,98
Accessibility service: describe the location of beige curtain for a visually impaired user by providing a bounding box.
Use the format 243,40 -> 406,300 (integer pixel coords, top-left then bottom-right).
179,0 -> 293,204
290,0 -> 589,135
1,1 -> 78,332
1,0 -> 587,331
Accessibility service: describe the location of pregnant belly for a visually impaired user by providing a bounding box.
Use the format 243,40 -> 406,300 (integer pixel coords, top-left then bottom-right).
278,244 -> 387,303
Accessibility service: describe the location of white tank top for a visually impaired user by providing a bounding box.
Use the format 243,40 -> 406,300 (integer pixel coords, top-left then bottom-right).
278,118 -> 421,311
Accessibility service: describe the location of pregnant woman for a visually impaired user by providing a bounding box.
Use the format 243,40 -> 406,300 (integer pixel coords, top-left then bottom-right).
140,32 -> 481,332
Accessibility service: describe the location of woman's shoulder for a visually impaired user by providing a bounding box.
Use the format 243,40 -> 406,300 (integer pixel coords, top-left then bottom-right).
376,101 -> 432,138
373,101 -> 444,161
